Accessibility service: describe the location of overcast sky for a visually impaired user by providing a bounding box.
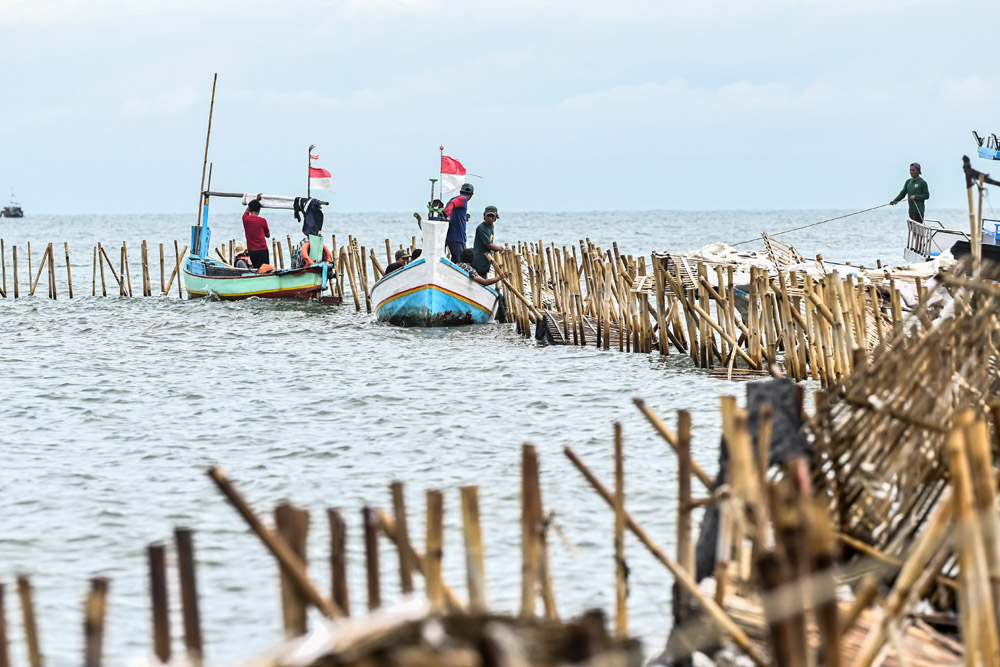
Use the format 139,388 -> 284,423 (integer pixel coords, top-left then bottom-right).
1,0 -> 997,214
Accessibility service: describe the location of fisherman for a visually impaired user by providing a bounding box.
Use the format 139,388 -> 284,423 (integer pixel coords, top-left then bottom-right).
383,248 -> 411,275
472,205 -> 510,278
458,249 -> 505,286
890,162 -> 930,223
233,242 -> 254,270
242,194 -> 271,269
444,182 -> 474,262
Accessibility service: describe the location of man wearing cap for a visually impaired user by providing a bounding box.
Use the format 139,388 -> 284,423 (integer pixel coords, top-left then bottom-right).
444,182 -> 474,262
472,205 -> 510,278
890,163 -> 930,223
383,248 -> 411,276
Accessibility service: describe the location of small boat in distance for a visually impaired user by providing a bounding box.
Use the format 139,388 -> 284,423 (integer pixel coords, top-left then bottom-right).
1,190 -> 23,218
371,217 -> 500,326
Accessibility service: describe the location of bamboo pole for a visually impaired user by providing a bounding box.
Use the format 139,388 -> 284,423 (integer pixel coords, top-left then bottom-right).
12,246 -> 18,298
97,244 -> 106,296
390,481 -> 414,594
64,242 -> 73,299
83,578 -> 109,667
363,506 -> 381,611
614,422 -> 628,638
207,467 -> 343,618
149,544 -> 171,664
425,489 -> 445,613
0,239 -> 6,298
562,446 -> 767,666
520,444 -> 540,618
174,528 -> 203,667
26,241 -> 32,289
122,242 -> 133,296
460,486 -> 487,612
159,244 -> 165,294
141,241 -> 150,296
327,509 -> 350,616
674,410 -> 693,627
98,244 -> 122,295
0,583 -> 8,667
17,576 -> 42,667
47,242 -> 56,299
275,504 -> 310,636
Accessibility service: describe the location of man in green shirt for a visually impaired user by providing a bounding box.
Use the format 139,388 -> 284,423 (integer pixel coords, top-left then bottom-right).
890,162 -> 930,222
472,205 -> 510,278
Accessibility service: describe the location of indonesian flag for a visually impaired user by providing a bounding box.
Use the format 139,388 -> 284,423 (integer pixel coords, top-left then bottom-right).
309,165 -> 332,190
441,155 -> 467,201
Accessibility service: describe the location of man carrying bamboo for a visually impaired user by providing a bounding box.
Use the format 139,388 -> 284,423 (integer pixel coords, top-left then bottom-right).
890,162 -> 930,223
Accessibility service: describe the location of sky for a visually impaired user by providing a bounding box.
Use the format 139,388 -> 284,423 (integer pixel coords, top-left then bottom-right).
1,0 -> 998,214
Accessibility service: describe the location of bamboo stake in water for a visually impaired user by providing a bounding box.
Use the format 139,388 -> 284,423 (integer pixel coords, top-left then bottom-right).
327,509 -> 351,616
362,506 -> 381,612
425,490 -> 445,613
159,244 -> 165,294
674,410 -> 693,627
18,576 -> 42,667
30,244 -> 49,296
122,242 -> 133,296
0,583 -> 8,667
275,504 -> 310,637
83,578 -> 109,667
460,486 -> 487,612
174,528 -> 203,667
149,544 -> 171,663
0,239 -> 6,298
26,241 -> 32,290
97,244 -> 107,296
390,481 -> 414,594
520,444 -> 540,617
48,243 -> 57,300
614,422 -> 628,638
64,242 -> 73,299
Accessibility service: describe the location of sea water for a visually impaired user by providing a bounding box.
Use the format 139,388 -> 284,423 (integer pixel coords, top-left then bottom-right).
0,208 -> 966,663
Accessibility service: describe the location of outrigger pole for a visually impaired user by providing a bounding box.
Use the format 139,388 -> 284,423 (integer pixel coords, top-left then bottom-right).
194,73 -> 218,256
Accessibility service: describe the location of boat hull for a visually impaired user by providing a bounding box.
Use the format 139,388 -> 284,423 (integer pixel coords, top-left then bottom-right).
371,257 -> 499,326
183,258 -> 327,300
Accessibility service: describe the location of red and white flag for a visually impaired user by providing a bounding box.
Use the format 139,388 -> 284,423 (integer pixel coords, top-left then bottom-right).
440,155 -> 467,201
309,165 -> 332,190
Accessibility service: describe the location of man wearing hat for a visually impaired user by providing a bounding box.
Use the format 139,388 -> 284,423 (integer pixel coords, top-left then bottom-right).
383,247 -> 411,276
890,162 -> 930,223
444,182 -> 475,262
472,205 -> 510,278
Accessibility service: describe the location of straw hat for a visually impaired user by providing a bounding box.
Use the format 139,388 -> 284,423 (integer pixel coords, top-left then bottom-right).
234,242 -> 247,255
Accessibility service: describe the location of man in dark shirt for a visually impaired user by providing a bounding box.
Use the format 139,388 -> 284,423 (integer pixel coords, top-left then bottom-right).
444,183 -> 474,262
472,205 -> 510,278
383,248 -> 410,276
890,162 -> 930,223
242,194 -> 271,268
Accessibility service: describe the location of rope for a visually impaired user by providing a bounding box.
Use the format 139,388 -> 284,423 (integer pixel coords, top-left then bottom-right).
731,203 -> 892,247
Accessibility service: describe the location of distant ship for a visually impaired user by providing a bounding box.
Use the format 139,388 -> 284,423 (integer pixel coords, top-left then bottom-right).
1,191 -> 23,218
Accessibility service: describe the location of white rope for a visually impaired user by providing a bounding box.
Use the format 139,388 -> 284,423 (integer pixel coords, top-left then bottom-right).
731,203 -> 892,247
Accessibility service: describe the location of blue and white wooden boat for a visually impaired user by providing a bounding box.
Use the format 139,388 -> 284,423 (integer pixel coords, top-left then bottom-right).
370,219 -> 500,326
183,191 -> 335,301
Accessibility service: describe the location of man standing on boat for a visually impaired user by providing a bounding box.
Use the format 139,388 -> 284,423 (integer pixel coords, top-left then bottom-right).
890,162 -> 930,223
243,194 -> 271,269
472,205 -> 510,278
444,182 -> 474,262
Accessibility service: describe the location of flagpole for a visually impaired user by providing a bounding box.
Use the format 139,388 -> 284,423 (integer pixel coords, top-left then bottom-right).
439,145 -> 444,201
308,144 -> 315,198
